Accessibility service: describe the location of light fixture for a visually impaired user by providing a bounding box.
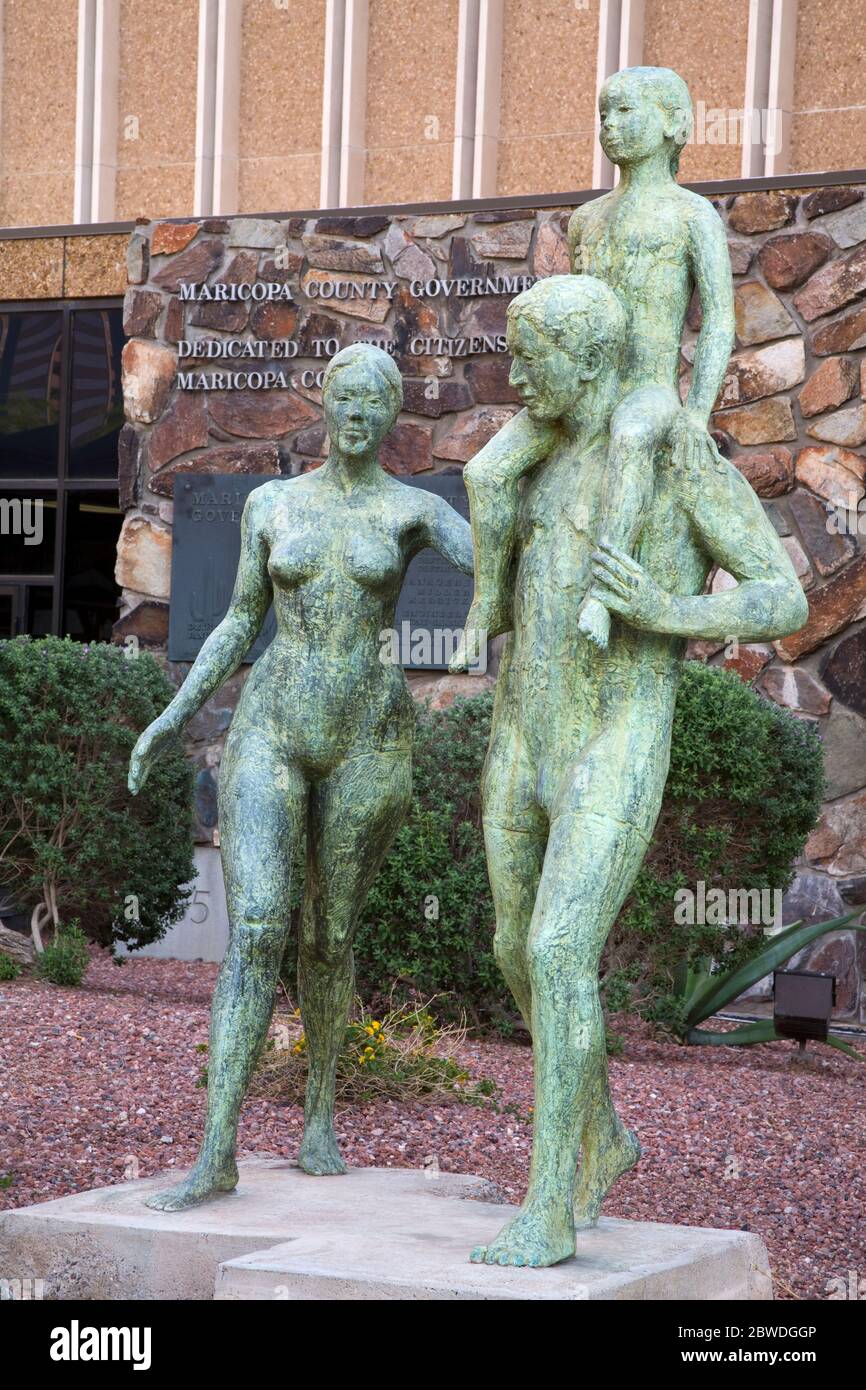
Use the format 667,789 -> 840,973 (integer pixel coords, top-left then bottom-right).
773,969 -> 835,1050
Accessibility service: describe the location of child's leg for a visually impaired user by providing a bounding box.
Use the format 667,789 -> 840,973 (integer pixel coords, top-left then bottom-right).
578,386 -> 677,650
450,410 -> 553,672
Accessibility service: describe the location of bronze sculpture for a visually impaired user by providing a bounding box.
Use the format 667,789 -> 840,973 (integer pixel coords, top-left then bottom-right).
128,344 -> 472,1209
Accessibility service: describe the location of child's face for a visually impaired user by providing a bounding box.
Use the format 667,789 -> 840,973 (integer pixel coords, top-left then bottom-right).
599,77 -> 670,167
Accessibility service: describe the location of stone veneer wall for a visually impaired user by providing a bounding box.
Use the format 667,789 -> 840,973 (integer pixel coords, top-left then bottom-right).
115,186 -> 866,1022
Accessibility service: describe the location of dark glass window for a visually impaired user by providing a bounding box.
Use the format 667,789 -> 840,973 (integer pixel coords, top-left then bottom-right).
68,310 -> 125,479
62,492 -> 123,643
0,583 -> 54,638
0,301 -> 124,640
0,489 -> 57,573
0,311 -> 63,478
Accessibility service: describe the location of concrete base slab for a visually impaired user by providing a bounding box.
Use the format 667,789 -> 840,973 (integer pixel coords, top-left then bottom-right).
0,1159 -> 773,1301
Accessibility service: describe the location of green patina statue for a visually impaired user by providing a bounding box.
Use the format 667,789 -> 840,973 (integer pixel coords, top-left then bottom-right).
450,65 -> 736,670
128,343 -> 473,1210
464,270 -> 805,1268
126,64 -> 808,1270
458,65 -> 807,1270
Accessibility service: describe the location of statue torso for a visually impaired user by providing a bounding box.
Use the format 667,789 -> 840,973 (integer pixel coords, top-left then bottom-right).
499,429 -> 711,760
572,186 -> 696,398
232,475 -> 424,770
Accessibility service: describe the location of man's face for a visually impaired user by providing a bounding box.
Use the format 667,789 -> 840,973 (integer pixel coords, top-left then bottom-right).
507,315 -> 587,423
599,76 -> 671,166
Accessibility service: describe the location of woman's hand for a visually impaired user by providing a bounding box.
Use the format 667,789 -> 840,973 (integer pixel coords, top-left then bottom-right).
128,711 -> 183,795
590,541 -> 669,632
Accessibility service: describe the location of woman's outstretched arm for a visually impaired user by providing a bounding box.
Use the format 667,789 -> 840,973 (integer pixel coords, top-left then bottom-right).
419,491 -> 474,576
129,484 -> 274,792
165,486 -> 274,725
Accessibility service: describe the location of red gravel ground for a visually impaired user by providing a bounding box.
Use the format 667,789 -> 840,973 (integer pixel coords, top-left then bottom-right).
1,950 -> 863,1301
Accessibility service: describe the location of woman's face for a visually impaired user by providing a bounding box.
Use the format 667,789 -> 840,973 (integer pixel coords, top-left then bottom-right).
324,360 -> 395,460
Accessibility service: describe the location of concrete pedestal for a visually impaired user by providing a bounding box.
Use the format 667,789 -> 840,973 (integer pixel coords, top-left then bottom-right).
0,1158 -> 773,1301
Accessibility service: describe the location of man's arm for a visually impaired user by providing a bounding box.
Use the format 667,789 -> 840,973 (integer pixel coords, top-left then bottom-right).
590,455 -> 808,643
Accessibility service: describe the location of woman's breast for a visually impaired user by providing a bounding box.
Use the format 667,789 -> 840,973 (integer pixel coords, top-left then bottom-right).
267,528 -> 404,597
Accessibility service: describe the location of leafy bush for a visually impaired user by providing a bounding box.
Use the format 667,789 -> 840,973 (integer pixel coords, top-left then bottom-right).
607,662 -> 825,1028
0,636 -> 195,954
35,922 -> 90,986
0,951 -> 21,981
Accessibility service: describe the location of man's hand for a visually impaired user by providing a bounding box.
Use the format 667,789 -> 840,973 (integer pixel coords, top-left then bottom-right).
589,541 -> 668,631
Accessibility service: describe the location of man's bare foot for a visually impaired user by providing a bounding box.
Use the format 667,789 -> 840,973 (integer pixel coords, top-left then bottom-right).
144,1155 -> 238,1211
470,1199 -> 575,1268
577,595 -> 610,650
298,1123 -> 347,1176
573,1124 -> 641,1229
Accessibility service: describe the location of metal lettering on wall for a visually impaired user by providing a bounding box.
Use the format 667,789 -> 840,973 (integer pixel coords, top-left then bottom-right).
168,472 -> 472,669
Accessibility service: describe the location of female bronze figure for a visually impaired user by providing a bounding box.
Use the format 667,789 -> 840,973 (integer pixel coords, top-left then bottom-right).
129,343 -> 473,1210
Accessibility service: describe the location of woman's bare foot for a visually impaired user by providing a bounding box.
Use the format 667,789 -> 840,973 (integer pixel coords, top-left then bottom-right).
298,1123 -> 347,1176
470,1197 -> 575,1268
144,1155 -> 239,1211
573,1124 -> 641,1229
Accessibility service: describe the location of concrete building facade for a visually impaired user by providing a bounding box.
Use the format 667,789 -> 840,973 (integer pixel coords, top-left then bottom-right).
0,0 -> 864,230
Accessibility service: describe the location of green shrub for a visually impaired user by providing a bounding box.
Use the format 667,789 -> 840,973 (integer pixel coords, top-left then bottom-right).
607,661 -> 825,1027
0,951 -> 21,981
279,663 -> 824,1032
0,636 -> 195,954
35,922 -> 90,986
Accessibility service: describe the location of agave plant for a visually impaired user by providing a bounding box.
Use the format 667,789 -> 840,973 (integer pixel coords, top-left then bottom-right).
677,910 -> 866,1060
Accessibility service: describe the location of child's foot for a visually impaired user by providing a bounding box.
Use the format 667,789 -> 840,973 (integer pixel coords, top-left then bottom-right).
144,1155 -> 238,1211
450,601 -> 493,672
573,1125 -> 641,1229
298,1123 -> 347,1176
578,596 -> 610,650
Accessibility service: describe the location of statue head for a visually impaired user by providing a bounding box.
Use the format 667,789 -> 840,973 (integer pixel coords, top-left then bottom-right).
506,275 -> 628,423
599,65 -> 693,174
322,343 -> 403,460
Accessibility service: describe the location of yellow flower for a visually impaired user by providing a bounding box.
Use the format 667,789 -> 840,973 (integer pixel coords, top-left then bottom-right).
358,1055 -> 367,1065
